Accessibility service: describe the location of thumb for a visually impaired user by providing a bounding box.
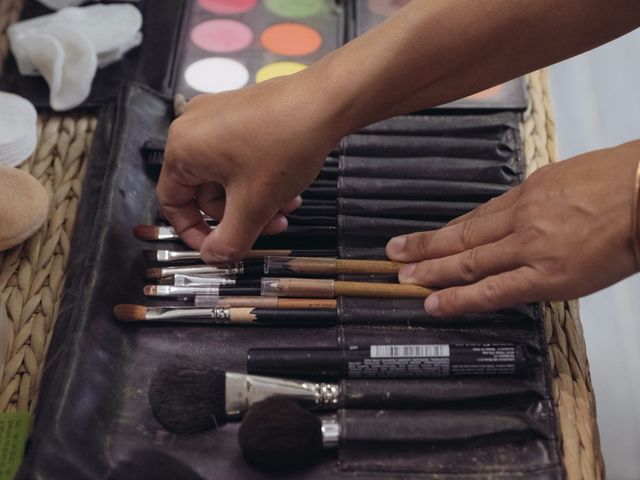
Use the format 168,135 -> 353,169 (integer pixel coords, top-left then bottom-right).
199,185 -> 276,262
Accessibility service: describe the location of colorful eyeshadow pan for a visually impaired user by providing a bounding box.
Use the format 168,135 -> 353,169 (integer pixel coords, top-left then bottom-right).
264,0 -> 326,18
198,0 -> 257,14
256,61 -> 307,82
184,57 -> 249,93
191,19 -> 253,53
260,23 -> 322,56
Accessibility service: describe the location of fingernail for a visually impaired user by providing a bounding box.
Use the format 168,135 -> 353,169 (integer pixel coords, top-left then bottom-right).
398,263 -> 416,282
387,236 -> 407,256
425,295 -> 440,315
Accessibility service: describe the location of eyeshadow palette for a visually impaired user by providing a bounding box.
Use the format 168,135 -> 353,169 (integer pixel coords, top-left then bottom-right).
347,0 -> 527,110
175,0 -> 345,96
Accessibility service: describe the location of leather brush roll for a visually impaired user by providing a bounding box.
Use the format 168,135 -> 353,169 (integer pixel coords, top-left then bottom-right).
337,325 -> 542,353
338,198 -> 480,220
339,156 -> 522,184
339,409 -> 549,443
338,176 -> 510,200
338,216 -> 445,245
340,377 -> 544,409
337,298 -> 537,327
337,410 -> 557,475
359,112 -> 519,139
341,134 -> 517,161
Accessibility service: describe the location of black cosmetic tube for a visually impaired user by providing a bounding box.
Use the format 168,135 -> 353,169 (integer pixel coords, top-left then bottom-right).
247,344 -> 527,379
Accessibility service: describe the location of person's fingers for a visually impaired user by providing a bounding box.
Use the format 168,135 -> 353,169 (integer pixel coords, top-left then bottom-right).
398,235 -> 523,287
156,164 -> 211,251
199,184 -> 278,262
386,209 -> 514,263
423,266 -> 538,317
261,215 -> 289,236
280,195 -> 302,215
196,183 -> 225,221
447,186 -> 522,227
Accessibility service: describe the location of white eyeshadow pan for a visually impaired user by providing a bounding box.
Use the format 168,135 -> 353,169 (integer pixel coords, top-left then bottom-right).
184,57 -> 250,93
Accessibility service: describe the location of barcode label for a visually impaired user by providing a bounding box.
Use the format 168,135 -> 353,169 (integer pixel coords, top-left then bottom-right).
370,344 -> 450,358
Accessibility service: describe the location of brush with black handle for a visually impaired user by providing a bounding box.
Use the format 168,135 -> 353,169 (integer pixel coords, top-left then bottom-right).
148,363 -> 539,434
114,304 -> 337,326
238,397 -> 547,472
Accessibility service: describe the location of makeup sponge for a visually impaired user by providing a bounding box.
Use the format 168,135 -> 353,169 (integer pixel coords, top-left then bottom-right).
0,167 -> 49,252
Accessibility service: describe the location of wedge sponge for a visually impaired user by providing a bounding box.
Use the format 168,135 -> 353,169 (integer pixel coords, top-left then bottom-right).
0,167 -> 49,251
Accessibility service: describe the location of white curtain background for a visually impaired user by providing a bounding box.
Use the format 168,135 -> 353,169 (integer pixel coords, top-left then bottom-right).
549,28 -> 640,480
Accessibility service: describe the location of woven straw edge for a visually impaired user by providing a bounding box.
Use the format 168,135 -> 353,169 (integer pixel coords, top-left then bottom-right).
523,70 -> 605,480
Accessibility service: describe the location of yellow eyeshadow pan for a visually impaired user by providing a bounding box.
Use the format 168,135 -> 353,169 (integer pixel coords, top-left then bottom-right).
255,61 -> 308,82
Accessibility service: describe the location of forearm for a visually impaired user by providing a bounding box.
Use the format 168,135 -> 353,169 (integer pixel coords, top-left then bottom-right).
310,0 -> 640,133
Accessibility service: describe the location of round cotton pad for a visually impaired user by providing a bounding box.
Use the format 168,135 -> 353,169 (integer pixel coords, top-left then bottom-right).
0,167 -> 50,252
0,93 -> 37,166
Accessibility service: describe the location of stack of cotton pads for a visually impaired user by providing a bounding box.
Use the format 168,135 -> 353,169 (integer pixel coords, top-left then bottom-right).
0,92 -> 37,167
8,4 -> 143,111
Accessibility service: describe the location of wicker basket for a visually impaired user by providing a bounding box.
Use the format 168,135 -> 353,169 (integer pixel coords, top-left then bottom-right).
0,1 -> 603,477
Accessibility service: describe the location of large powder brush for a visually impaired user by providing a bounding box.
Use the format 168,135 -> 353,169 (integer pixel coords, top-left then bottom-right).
148,362 -> 537,435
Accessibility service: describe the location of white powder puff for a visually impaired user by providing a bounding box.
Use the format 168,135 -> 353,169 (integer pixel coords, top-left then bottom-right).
8,4 -> 142,110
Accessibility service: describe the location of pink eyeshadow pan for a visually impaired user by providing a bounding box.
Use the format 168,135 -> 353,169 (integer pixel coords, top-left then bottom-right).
191,19 -> 253,53
198,0 -> 257,14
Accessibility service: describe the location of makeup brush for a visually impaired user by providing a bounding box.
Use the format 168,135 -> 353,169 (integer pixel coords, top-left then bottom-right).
148,363 -> 339,433
192,296 -> 337,309
144,249 -> 337,263
171,274 -> 260,287
238,397 -> 543,472
145,263 -> 262,279
133,224 -> 337,242
148,364 -> 538,435
264,256 -> 404,276
113,304 -> 336,325
143,285 -> 261,297
261,277 -> 434,298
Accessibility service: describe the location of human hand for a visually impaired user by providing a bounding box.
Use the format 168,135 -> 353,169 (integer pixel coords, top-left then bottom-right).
386,141 -> 640,316
157,71 -> 347,262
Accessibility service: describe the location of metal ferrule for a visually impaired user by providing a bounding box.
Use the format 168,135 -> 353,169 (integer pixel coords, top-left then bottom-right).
212,307 -> 231,320
157,250 -> 202,263
321,415 -> 340,448
153,285 -> 221,297
224,373 -> 339,419
159,264 -> 244,277
156,226 -> 181,241
174,274 -> 236,287
145,307 -> 215,323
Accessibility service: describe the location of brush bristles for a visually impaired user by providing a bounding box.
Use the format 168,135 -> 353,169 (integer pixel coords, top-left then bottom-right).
133,225 -> 160,241
145,268 -> 163,279
238,397 -> 323,471
143,285 -> 158,296
149,363 -> 227,434
143,249 -> 160,263
113,304 -> 148,322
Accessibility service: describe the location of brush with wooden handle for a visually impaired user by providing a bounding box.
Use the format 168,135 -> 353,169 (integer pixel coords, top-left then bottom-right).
264,256 -> 404,275
261,277 -> 434,299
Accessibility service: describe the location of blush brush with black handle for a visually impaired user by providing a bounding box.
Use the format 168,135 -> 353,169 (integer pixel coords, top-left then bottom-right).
238,397 -> 547,472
